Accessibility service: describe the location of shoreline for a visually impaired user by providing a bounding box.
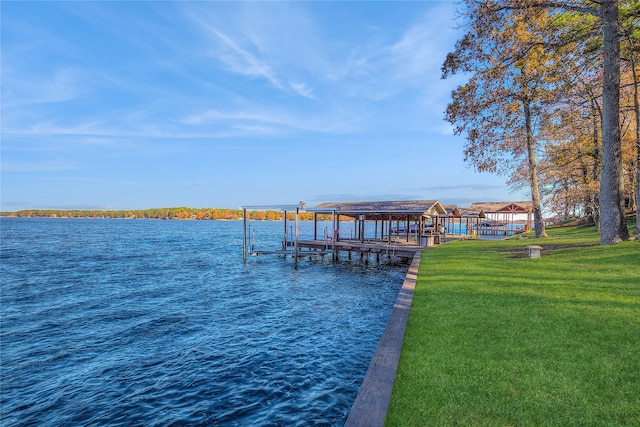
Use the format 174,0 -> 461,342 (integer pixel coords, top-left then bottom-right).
345,250 -> 422,426
0,216 -> 340,222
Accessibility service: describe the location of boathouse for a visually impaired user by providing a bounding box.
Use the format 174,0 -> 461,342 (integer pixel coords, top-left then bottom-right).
240,199 -> 533,263
469,201 -> 533,235
308,200 -> 446,241
241,200 -> 448,262
304,200 -> 448,260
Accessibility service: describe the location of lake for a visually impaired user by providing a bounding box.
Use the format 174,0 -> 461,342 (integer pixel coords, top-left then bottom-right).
0,218 -> 407,426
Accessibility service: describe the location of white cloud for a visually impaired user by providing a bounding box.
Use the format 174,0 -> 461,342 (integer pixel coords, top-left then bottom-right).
388,9 -> 453,84
310,193 -> 420,205
2,66 -> 91,108
207,25 -> 283,88
179,106 -> 359,137
43,68 -> 89,103
326,3 -> 460,105
181,3 -> 319,100
289,82 -> 315,99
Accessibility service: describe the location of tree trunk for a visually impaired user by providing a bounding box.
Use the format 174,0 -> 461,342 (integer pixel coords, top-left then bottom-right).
626,32 -> 640,235
599,0 -> 629,244
523,96 -> 547,238
636,127 -> 640,235
591,96 -> 602,230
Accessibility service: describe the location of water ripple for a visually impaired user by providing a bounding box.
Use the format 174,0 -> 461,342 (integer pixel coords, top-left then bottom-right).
1,218 -> 406,426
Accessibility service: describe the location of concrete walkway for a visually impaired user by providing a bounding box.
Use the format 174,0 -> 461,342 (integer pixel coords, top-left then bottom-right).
344,251 -> 422,426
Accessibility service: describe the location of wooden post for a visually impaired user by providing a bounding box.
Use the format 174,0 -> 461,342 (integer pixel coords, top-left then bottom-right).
406,216 -> 410,242
294,207 -> 299,268
283,210 -> 288,251
313,212 -> 318,240
242,208 -> 247,261
388,215 -> 392,244
332,210 -> 337,261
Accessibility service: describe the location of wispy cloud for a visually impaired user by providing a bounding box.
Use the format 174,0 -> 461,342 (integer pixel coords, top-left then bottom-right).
388,9 -> 453,84
1,160 -> 78,172
310,193 -> 421,204
2,65 -> 92,108
2,1 -> 460,147
178,105 -> 360,136
289,82 -> 315,99
209,25 -> 283,88
182,3 -> 318,100
418,184 -> 508,192
327,3 -> 460,107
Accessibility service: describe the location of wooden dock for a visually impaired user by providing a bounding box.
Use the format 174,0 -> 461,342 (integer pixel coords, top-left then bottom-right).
240,200 -> 533,264
251,240 -> 423,260
297,239 -> 423,259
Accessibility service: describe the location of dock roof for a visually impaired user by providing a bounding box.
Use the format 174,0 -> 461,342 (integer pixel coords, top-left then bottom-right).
308,200 -> 447,220
441,204 -> 462,218
239,202 -> 306,211
457,207 -> 484,218
469,201 -> 533,214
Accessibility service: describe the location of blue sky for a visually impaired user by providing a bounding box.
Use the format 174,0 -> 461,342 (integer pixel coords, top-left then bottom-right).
1,1 -> 527,211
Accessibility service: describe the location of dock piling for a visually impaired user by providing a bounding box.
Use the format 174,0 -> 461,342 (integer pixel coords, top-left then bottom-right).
294,207 -> 299,268
242,208 -> 247,261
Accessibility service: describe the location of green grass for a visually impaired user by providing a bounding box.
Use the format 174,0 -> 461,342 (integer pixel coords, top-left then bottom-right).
386,224 -> 640,426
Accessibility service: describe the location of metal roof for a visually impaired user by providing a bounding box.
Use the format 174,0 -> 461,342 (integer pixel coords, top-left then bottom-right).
239,202 -> 306,211
307,200 -> 447,218
469,201 -> 533,214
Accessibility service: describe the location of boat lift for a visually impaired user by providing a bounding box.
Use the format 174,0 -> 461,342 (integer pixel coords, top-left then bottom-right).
240,202 -> 306,268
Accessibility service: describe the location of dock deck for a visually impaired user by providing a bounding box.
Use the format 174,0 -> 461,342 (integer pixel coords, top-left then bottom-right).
297,239 -> 423,258
240,200 -> 532,264
252,239 -> 426,259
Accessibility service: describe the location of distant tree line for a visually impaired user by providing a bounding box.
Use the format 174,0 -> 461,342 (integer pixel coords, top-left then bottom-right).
1,208 -> 334,221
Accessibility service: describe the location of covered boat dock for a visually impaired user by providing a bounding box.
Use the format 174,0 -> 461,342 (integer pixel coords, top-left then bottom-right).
241,200 -> 449,264
469,201 -> 533,235
240,199 -> 533,265
305,200 -> 447,260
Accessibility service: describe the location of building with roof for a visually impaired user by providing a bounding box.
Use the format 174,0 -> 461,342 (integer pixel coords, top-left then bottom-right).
240,199 -> 534,262
307,200 -> 447,244
468,201 -> 533,234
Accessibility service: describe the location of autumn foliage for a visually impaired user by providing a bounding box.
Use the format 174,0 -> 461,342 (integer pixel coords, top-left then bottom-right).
3,208 -> 333,222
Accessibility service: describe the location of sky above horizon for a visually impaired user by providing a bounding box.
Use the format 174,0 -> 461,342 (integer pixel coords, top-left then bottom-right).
1,1 -> 529,212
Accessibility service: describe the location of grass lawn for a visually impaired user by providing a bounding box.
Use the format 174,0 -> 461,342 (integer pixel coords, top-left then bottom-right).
386,223 -> 640,426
